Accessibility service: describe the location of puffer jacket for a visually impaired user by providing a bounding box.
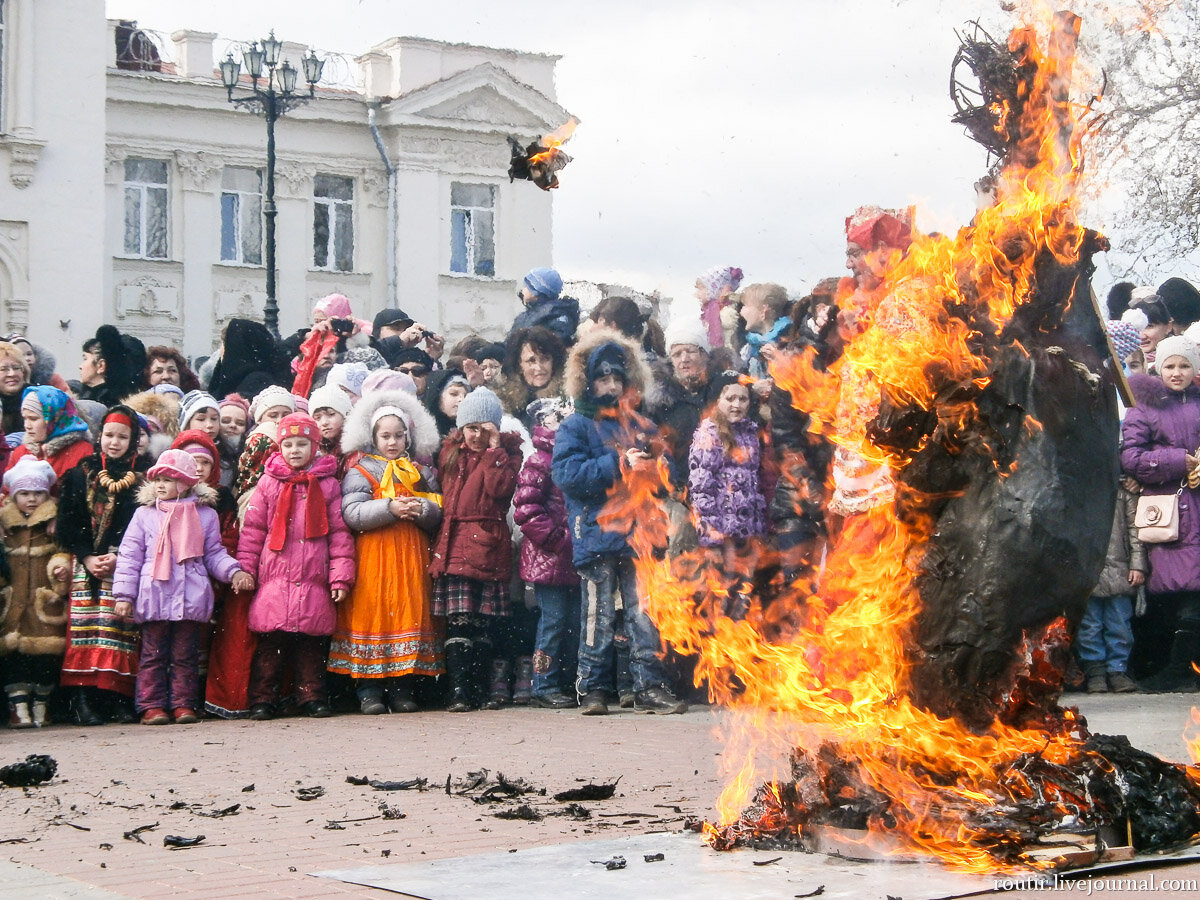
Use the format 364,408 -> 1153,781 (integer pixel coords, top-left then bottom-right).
429,431 -> 523,583
509,295 -> 580,346
687,417 -> 767,547
513,425 -> 578,586
342,454 -> 442,535
112,482 -> 240,623
238,452 -> 355,635
1121,373 -> 1200,594
0,498 -> 71,655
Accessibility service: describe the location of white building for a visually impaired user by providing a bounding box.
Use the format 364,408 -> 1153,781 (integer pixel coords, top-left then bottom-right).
0,0 -> 573,366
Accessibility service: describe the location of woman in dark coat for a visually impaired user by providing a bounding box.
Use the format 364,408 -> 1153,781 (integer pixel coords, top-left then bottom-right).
1121,335 -> 1200,692
206,319 -> 289,400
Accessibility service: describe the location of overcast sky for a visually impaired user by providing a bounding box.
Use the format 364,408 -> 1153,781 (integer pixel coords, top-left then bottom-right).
106,0 -> 1143,307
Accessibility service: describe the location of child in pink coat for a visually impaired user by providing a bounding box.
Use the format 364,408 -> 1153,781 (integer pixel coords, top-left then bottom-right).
237,412 -> 355,719
112,449 -> 254,725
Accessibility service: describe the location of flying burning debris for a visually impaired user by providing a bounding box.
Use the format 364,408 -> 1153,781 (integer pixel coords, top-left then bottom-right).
508,117 -> 579,190
601,9 -> 1200,873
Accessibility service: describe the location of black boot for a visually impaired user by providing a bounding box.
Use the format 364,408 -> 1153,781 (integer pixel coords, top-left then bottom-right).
1141,628 -> 1200,693
72,688 -> 105,726
105,692 -> 138,725
385,676 -> 419,714
445,641 -> 474,713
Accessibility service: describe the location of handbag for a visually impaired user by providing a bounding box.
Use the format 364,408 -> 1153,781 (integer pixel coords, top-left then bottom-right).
1134,488 -> 1182,543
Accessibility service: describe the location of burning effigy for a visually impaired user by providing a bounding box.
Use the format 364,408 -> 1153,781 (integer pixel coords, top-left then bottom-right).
508,117 -> 579,190
605,8 -> 1200,873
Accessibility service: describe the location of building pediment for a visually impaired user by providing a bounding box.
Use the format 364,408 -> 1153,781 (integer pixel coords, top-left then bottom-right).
383,62 -> 572,134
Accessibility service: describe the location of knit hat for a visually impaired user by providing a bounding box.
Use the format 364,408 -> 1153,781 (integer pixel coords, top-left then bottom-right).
456,387 -> 503,429
179,390 -> 220,430
251,385 -> 296,422
1105,320 -> 1141,362
664,317 -> 712,353
475,342 -> 506,364
388,347 -> 435,372
523,267 -> 563,301
3,457 -> 56,495
1155,335 -> 1200,373
171,429 -> 220,488
342,347 -> 388,371
1121,306 -> 1150,333
325,363 -> 369,399
370,404 -> 414,435
276,412 -> 320,445
526,396 -> 571,428
151,383 -> 185,399
695,266 -> 744,303
308,384 -> 353,418
148,448 -> 200,486
361,368 -> 417,396
585,341 -> 628,384
1157,278 -> 1200,327
313,293 -> 353,319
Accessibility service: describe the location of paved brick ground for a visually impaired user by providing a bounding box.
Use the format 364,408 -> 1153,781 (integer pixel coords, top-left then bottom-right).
0,694 -> 1197,899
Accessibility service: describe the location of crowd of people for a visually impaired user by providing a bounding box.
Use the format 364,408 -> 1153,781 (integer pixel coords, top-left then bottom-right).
1,207 -> 1198,731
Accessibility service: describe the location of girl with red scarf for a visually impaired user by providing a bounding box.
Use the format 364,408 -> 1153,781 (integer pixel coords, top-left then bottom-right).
237,413 -> 355,719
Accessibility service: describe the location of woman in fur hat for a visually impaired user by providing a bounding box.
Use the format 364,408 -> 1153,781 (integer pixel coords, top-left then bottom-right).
56,405 -> 147,724
328,391 -> 442,713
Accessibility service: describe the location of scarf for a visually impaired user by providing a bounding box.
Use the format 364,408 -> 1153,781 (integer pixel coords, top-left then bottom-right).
368,455 -> 442,506
151,498 -> 205,581
291,326 -> 339,398
266,466 -> 329,552
743,316 -> 792,355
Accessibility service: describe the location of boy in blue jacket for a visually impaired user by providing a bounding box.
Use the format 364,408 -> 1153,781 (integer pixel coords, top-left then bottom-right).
551,329 -> 686,716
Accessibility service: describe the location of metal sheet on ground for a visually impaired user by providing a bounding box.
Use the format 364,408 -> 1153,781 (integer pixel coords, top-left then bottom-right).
313,831 -> 996,899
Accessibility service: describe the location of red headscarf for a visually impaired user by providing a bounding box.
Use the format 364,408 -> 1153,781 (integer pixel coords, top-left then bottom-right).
845,205 -> 914,253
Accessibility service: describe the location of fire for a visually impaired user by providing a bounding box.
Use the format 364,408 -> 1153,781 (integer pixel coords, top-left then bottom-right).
527,117 -> 579,166
602,8 -> 1200,874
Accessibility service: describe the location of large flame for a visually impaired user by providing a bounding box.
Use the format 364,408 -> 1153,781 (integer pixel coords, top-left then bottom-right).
606,11 -> 1200,873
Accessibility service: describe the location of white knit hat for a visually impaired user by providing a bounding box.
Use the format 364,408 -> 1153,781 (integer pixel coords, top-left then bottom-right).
308,384 -> 353,418
664,316 -> 711,353
1156,335 -> 1200,373
251,385 -> 296,421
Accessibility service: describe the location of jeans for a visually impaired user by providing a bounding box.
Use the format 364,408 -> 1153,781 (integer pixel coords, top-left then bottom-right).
576,556 -> 669,696
136,620 -> 204,712
532,583 -> 581,696
1076,595 -> 1134,672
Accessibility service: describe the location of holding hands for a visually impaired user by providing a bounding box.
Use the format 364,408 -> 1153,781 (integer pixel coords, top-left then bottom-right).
231,571 -> 256,593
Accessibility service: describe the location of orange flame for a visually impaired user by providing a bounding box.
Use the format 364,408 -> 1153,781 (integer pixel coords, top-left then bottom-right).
528,117 -> 579,166
606,10 -> 1200,873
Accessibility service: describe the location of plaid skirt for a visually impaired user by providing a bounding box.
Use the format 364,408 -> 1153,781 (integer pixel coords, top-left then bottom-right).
432,575 -> 511,618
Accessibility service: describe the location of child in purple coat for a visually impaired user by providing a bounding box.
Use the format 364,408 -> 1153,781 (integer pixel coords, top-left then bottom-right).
688,371 -> 768,617
513,397 -> 580,709
113,449 -> 254,725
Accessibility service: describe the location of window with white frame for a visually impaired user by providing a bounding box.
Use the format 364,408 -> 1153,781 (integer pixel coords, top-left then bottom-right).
220,166 -> 263,265
313,174 -> 354,272
123,158 -> 169,259
450,183 -> 496,277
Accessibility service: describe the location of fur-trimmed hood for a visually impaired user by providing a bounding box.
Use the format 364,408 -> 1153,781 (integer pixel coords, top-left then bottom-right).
136,480 -> 218,508
340,389 -> 440,460
124,390 -> 183,437
563,327 -> 656,406
40,427 -> 90,459
1128,371 -> 1200,409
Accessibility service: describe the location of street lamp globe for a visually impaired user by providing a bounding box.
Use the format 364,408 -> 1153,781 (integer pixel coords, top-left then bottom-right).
219,53 -> 241,92
262,31 -> 282,68
279,60 -> 299,94
302,50 -> 324,91
244,41 -> 265,79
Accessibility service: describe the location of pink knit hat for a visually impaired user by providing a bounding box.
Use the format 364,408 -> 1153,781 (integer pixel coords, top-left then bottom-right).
276,412 -> 320,444
148,448 -> 200,486
313,293 -> 353,319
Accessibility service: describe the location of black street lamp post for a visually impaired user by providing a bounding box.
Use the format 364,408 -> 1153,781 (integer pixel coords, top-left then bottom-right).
220,33 -> 325,339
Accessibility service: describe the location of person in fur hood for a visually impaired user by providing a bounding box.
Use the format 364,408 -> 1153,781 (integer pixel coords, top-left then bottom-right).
551,328 -> 686,716
0,458 -> 72,728
329,390 -> 443,714
113,449 -> 252,725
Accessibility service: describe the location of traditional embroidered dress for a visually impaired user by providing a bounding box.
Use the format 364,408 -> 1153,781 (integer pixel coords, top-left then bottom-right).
328,455 -> 443,679
57,407 -> 146,695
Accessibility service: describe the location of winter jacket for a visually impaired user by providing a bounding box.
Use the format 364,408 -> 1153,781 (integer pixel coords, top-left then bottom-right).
238,452 -> 355,635
112,482 -> 241,623
645,358 -> 723,487
1120,373 -> 1200,593
1091,485 -> 1148,598
56,452 -> 148,562
429,431 -> 523,583
513,425 -> 578,585
553,328 -> 658,568
687,417 -> 768,547
341,455 -> 442,535
0,498 -> 71,656
509,295 -> 580,346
